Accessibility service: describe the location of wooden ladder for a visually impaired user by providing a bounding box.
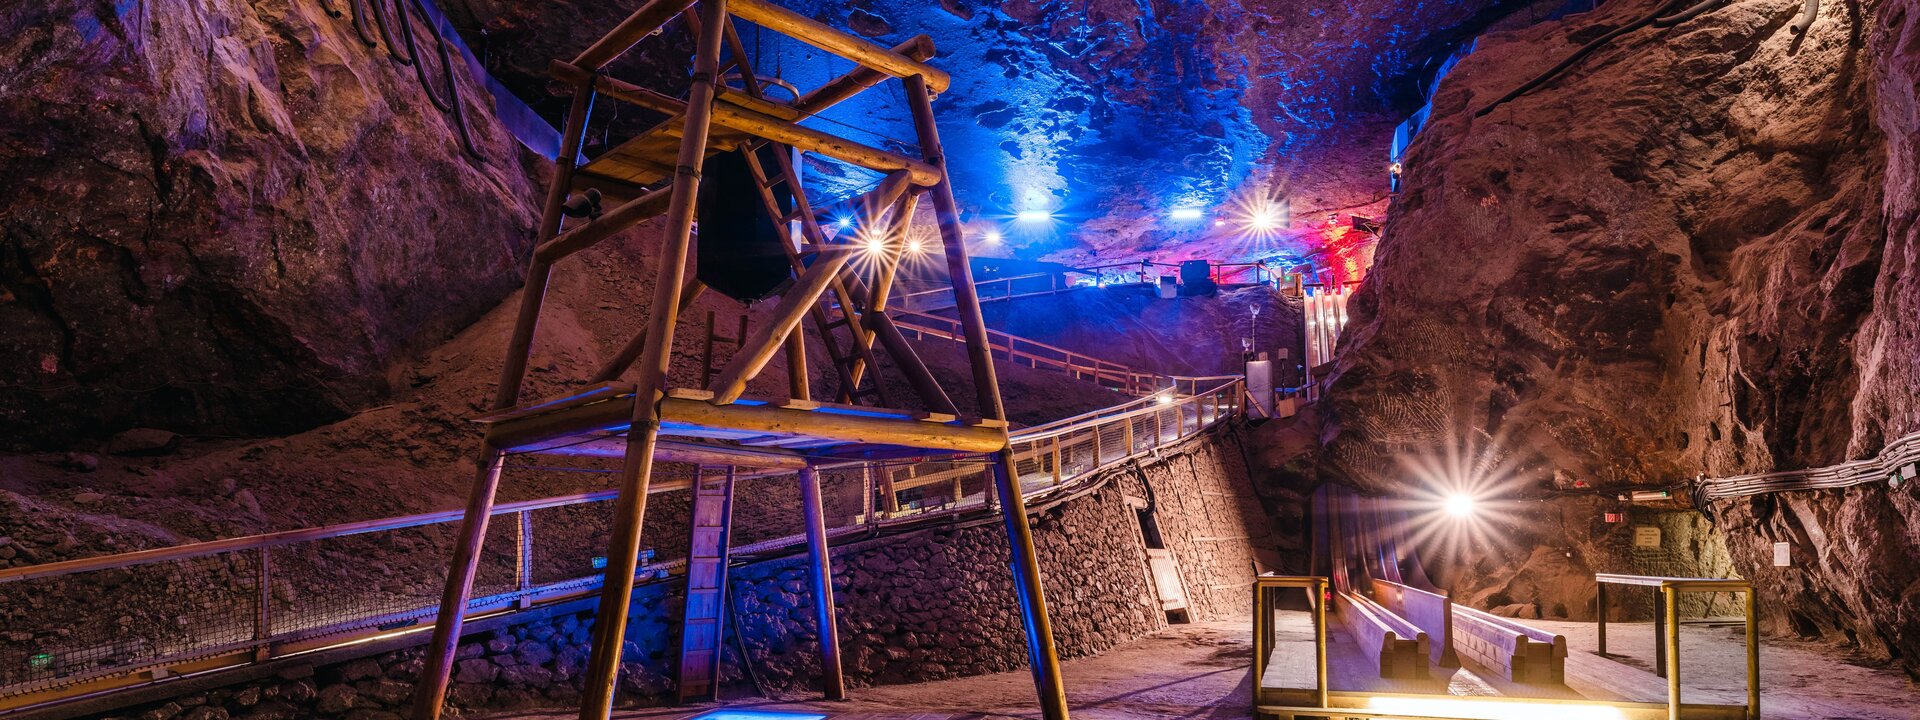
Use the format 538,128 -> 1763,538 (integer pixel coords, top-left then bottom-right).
739,141 -> 890,406
700,310 -> 749,389
675,466 -> 737,704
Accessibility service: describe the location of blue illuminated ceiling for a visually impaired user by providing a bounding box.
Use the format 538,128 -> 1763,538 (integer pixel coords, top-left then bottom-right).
448,0 -> 1532,264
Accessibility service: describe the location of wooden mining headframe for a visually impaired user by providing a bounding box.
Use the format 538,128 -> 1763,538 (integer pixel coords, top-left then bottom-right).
408,2 -> 1071,719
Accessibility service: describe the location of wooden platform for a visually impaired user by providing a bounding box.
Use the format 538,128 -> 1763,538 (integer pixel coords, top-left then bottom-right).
475,382 -> 1008,465
1257,611 -> 1747,720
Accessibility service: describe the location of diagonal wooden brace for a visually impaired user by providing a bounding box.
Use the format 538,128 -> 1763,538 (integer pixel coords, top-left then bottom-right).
709,249 -> 858,404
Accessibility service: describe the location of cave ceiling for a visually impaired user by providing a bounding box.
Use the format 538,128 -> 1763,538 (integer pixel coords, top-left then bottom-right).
444,0 -> 1550,265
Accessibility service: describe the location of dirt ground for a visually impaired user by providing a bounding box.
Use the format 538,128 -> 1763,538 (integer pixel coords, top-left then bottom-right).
1528,619 -> 1920,720
483,618 -> 1920,720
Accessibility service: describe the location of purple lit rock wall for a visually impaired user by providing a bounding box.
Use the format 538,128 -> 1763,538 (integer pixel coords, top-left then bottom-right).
0,0 -> 546,443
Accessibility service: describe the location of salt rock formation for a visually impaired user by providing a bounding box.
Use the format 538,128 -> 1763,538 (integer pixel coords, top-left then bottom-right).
1324,0 -> 1920,667
0,0 -> 544,443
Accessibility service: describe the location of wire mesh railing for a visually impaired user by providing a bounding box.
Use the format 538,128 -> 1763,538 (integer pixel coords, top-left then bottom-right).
0,377 -> 1243,708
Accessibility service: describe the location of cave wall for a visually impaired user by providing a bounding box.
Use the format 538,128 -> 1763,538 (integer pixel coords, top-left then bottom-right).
960,284 -> 1305,380
0,0 -> 545,444
1319,0 -> 1920,670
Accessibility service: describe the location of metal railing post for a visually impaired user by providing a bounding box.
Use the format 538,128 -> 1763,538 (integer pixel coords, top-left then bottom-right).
1050,437 -> 1063,484
254,546 -> 272,662
515,510 -> 533,609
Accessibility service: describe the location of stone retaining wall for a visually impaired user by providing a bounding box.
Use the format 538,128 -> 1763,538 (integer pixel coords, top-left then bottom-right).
99,424 -> 1270,720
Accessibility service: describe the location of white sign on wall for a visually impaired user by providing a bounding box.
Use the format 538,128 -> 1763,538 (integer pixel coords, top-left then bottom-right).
1633,526 -> 1662,549
1773,542 -> 1792,567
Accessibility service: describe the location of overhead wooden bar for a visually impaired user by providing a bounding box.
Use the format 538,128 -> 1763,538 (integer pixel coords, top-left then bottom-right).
793,35 -> 934,115
534,186 -> 673,263
572,0 -> 699,70
663,398 -> 1007,451
551,61 -> 942,186
727,0 -> 949,93
482,392 -> 1007,454
527,436 -> 809,470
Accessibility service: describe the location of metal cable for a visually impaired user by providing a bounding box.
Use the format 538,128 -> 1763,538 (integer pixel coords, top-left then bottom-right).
1475,0 -> 1696,117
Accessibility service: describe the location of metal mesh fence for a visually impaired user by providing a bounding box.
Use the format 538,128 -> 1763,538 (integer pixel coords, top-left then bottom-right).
0,378 -> 1241,700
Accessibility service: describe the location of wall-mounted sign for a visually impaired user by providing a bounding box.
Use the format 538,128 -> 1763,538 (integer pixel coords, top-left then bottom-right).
1773,542 -> 1792,567
1633,526 -> 1662,549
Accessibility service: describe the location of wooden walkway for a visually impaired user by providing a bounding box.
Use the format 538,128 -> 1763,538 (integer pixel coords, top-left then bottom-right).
1259,610 -> 1746,719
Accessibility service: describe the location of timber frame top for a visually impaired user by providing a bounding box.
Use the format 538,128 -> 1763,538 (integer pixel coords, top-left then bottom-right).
479,0 -> 1018,469
554,0 -> 947,198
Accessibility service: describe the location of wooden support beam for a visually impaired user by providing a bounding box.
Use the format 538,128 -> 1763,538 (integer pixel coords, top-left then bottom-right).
412,81 -> 597,720
868,311 -> 957,416
785,324 -> 810,402
726,0 -> 949,93
534,185 -> 673,263
794,36 -> 934,116
593,280 -> 707,383
550,62 -> 943,186
904,72 -> 1066,720
572,0 -> 698,70
799,465 -> 846,699
709,251 -> 857,404
516,436 -> 809,470
576,2 -> 728,717
483,395 -> 1007,453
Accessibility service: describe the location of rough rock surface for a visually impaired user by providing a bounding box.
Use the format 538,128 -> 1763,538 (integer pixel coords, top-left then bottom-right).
1319,0 -> 1920,670
0,0 -> 545,443
443,0 -> 1547,262
964,284 -> 1305,380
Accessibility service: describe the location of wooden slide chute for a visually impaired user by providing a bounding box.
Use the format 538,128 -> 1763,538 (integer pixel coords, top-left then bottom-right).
409,4 -> 1074,720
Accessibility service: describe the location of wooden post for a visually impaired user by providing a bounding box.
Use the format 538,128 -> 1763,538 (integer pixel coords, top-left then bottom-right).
411,81 -> 595,720
1597,581 -> 1608,656
905,73 -> 1069,720
1745,588 -> 1759,720
785,327 -> 810,402
1665,586 -> 1681,720
800,465 -> 847,699
1654,585 -> 1668,678
1314,578 -> 1328,708
576,3 -> 726,717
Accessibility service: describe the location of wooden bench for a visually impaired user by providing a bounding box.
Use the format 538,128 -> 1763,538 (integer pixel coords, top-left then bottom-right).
1369,578 -> 1459,668
1451,604 -> 1566,684
1334,591 -> 1428,680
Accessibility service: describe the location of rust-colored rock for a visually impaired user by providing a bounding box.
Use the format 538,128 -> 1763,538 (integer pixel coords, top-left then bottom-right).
0,0 -> 544,443
1322,0 -> 1920,670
